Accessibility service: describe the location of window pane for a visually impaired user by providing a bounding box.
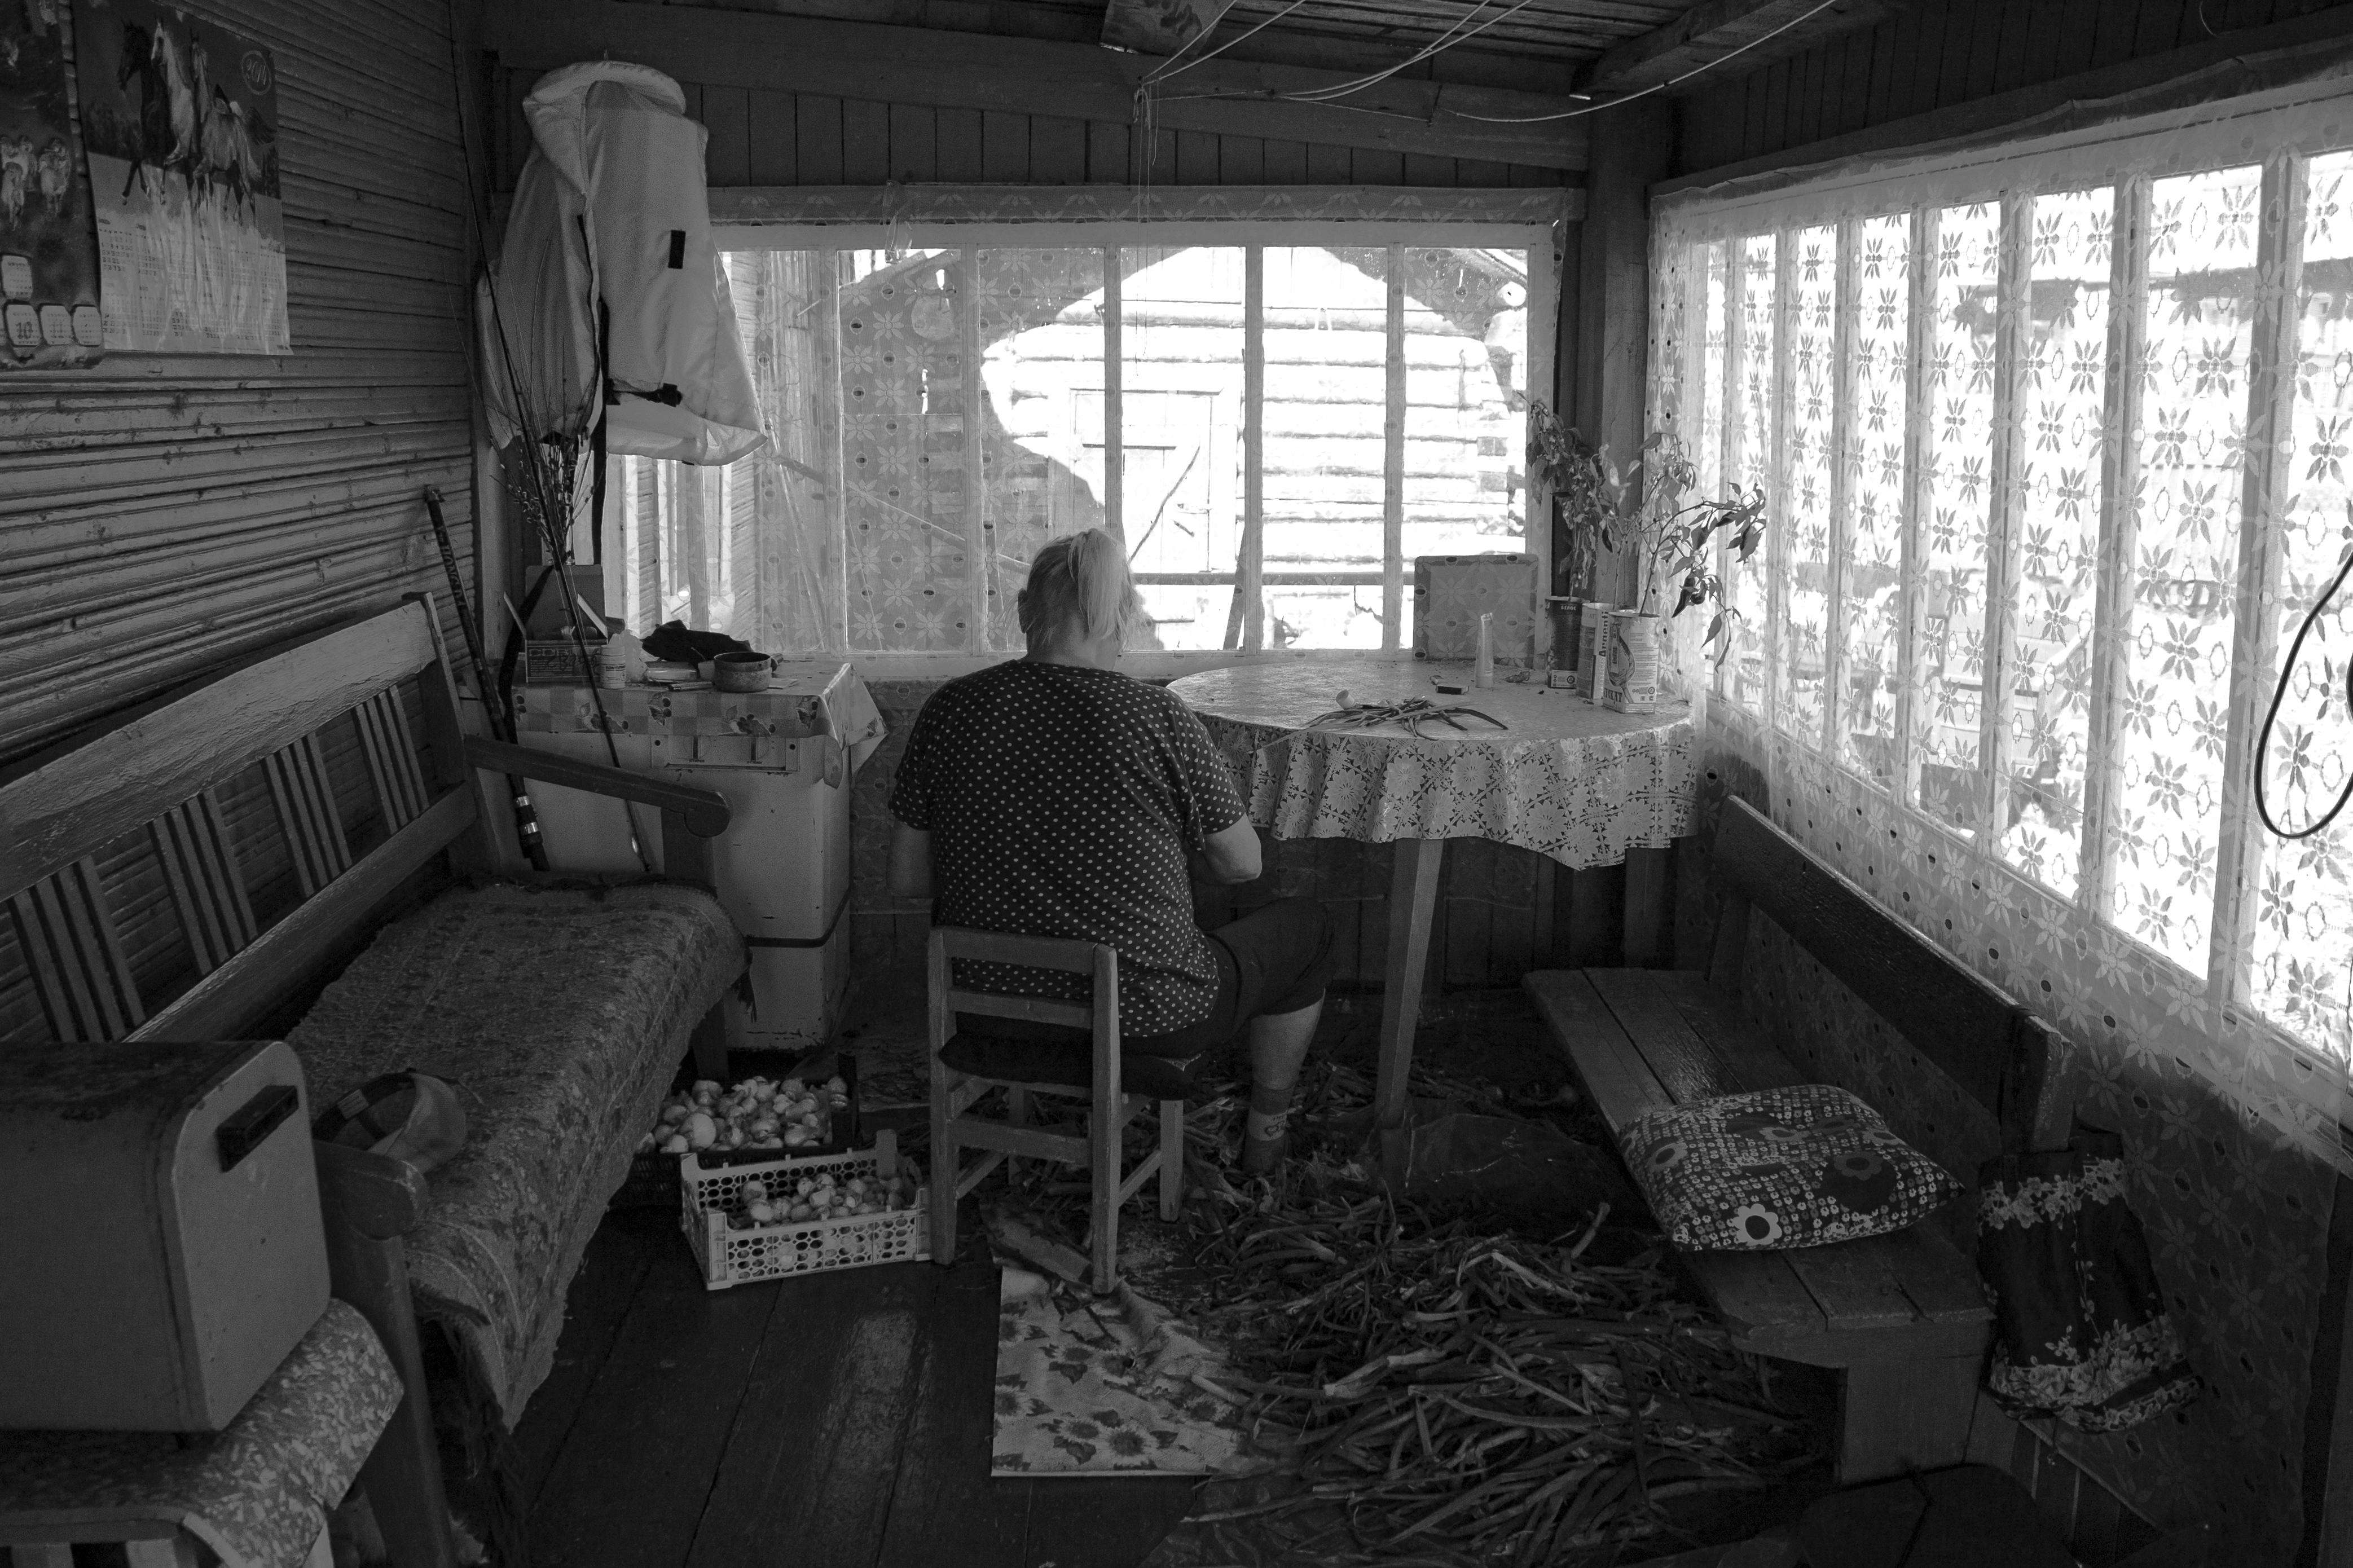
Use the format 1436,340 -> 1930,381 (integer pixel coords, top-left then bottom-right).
1915,204 -> 2002,832
1400,246 -> 1528,566
1123,245 -> 1246,651
1779,225 -> 1838,743
833,248 -> 982,652
1259,246 -> 1388,650
2254,149 -> 2353,1062
2000,188 -> 2111,897
724,252 -> 839,655
1838,214 -> 1911,785
1696,241 -> 1729,508
977,248 -> 1110,649
1725,234 -> 1776,712
2106,168 -> 2259,967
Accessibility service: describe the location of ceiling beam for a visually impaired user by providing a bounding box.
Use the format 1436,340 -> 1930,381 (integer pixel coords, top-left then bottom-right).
486,0 -> 1591,170
654,0 -> 1572,96
1576,0 -> 1895,96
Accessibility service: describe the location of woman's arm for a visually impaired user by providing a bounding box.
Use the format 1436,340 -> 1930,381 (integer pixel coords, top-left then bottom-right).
889,822 -> 935,898
1196,816 -> 1263,885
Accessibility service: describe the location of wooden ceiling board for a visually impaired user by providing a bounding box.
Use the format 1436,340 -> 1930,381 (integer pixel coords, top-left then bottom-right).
490,0 -> 1596,166
1578,0 -> 1899,91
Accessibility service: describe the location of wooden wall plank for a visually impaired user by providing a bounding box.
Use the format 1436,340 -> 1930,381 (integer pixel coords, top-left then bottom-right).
1402,153 -> 1456,186
1992,0 -> 2038,95
798,95 -> 847,183
1220,136 -> 1266,184
1087,121 -> 1130,183
1264,139 -> 1309,183
889,103 -> 938,181
1030,114 -> 1090,182
0,0 -> 477,786
747,89 -> 799,184
703,85 -> 753,184
842,99 -> 893,182
982,111 -> 1030,181
1175,130 -> 1221,184
1307,143 -> 1352,183
1352,148 -> 1406,184
935,107 -> 986,182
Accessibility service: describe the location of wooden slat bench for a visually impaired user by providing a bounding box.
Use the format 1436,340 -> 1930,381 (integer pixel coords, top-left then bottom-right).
1524,796 -> 2070,1485
0,596 -> 751,1568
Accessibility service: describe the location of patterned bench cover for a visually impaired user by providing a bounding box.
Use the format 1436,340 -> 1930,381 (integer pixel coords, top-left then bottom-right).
291,880 -> 742,1428
0,1300 -> 400,1568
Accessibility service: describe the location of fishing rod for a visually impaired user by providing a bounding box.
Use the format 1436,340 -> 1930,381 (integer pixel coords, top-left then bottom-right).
424,485 -> 551,871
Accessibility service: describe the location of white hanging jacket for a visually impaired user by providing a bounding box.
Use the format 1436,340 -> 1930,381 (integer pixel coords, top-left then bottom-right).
480,61 -> 768,466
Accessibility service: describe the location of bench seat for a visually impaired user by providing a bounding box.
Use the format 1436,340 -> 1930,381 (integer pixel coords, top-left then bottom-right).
1523,796 -> 2070,1485
291,881 -> 742,1428
1526,968 -> 1991,1366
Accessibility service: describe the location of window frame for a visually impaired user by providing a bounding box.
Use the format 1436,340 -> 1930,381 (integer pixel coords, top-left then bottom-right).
1650,76 -> 2353,1080
709,216 -> 1560,677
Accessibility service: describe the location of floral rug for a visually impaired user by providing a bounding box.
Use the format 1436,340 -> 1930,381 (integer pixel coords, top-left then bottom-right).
991,1266 -> 1261,1477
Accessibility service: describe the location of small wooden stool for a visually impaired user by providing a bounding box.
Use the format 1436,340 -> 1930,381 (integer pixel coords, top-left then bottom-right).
926,927 -> 1190,1292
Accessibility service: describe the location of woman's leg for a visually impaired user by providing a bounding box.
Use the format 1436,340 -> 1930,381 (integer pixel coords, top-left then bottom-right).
1242,998 -> 1322,1173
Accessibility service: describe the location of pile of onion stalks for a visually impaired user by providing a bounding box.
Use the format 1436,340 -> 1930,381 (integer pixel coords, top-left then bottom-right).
1186,1173 -> 1817,1565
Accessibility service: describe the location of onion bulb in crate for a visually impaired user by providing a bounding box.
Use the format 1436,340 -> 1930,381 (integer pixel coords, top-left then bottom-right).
647,1070 -> 845,1153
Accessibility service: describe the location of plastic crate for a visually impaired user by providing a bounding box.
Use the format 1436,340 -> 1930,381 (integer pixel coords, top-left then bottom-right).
679,1140 -> 929,1290
614,1054 -> 861,1212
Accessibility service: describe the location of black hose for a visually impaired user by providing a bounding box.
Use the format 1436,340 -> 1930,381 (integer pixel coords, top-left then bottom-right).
2253,536 -> 2353,842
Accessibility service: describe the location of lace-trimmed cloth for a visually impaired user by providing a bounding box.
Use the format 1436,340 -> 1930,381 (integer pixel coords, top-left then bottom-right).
1171,655 -> 1701,870
291,881 -> 742,1427
0,1301 -> 399,1568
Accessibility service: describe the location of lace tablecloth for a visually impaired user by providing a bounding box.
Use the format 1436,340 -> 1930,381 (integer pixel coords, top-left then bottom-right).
1170,656 -> 1699,869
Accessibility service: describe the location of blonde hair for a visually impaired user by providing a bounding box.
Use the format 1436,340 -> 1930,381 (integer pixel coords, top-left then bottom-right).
1016,528 -> 1142,652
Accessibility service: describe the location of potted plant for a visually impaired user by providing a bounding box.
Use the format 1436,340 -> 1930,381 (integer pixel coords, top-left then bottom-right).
1528,404 -> 1766,678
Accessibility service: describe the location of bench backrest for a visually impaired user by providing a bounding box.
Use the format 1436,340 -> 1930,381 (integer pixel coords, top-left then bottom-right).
0,597 -> 498,1045
1706,796 -> 2070,1153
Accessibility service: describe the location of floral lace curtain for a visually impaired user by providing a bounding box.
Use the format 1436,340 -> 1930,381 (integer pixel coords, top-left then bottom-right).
1648,81 -> 2353,1560
1651,82 -> 2353,1087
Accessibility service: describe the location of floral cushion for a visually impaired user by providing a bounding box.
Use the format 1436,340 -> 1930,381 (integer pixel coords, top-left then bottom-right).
1617,1083 -> 1963,1250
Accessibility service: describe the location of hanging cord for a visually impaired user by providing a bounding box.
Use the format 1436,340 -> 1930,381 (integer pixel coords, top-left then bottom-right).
442,8 -> 653,872
1445,0 -> 1845,122
2253,533 -> 2353,841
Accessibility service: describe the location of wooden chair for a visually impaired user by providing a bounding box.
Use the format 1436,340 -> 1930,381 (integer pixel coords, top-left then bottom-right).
926,928 -> 1186,1292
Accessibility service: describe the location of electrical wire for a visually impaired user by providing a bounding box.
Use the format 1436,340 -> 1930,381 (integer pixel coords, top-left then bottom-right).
2253,536 -> 2353,842
1140,0 -> 1310,87
1448,0 -> 1847,121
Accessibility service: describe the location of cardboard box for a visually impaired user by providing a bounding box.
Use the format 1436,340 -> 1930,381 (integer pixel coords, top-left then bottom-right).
1412,554 -> 1537,663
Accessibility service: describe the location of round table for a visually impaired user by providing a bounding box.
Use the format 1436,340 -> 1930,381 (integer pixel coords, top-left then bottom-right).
1169,654 -> 1701,1166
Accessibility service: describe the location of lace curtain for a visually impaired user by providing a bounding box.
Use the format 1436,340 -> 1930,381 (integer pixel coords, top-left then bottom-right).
1647,78 -> 2353,1557
603,215 -> 1558,661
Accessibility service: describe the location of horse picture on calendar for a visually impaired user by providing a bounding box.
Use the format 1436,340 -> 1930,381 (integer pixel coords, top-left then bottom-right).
72,0 -> 288,354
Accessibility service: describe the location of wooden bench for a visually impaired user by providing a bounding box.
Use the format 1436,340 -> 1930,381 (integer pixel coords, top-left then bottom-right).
0,596 -> 749,1568
1524,796 -> 2070,1485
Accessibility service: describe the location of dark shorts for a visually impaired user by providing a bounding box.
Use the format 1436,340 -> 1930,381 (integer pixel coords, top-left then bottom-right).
953,897 -> 1334,1071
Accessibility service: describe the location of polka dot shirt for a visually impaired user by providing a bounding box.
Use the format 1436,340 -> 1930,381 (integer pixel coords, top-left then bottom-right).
889,660 -> 1246,1035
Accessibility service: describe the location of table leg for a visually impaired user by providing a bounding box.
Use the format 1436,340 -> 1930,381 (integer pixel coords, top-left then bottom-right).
1374,838 -> 1445,1179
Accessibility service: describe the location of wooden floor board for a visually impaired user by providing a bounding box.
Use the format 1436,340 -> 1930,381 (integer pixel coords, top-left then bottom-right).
527,1239 -> 785,1567
686,1262 -> 940,1568
509,1208 -> 667,1510
874,1257 -> 1034,1568
1023,1475 -> 1202,1567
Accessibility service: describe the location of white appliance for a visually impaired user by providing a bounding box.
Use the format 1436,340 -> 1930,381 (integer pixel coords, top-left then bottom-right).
514,664 -> 876,1050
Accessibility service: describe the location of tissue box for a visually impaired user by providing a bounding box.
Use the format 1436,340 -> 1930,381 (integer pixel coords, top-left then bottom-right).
1413,554 -> 1538,663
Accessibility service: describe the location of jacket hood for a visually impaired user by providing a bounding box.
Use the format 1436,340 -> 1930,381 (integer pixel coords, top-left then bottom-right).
522,61 -> 687,199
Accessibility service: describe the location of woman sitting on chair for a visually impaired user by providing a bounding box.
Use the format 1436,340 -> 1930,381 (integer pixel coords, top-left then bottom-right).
887,528 -> 1332,1174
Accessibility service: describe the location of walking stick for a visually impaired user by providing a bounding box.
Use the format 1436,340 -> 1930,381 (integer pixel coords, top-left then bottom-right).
423,486 -> 551,871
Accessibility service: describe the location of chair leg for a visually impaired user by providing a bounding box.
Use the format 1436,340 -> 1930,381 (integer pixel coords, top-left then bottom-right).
1006,1085 -> 1031,1189
928,1056 -> 958,1269
1090,1109 -> 1120,1295
1159,1099 -> 1184,1221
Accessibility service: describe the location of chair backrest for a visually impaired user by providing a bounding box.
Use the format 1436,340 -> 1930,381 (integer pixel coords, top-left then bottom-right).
1708,794 -> 2070,1152
0,595 -> 495,1045
925,927 -> 1118,1055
